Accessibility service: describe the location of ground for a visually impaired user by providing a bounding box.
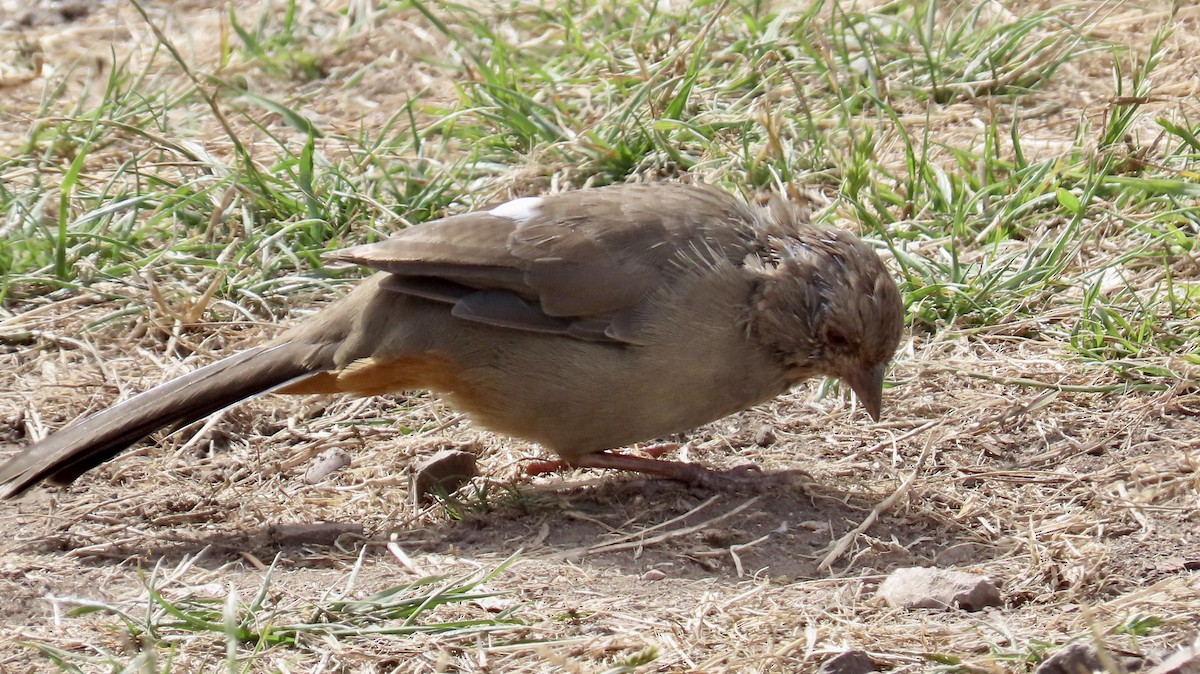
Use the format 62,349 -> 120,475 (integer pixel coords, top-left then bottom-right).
1,0 -> 1198,672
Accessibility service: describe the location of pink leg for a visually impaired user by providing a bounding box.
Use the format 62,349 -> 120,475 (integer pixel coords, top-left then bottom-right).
524,443 -> 678,477
528,446 -> 776,490
569,450 -> 725,484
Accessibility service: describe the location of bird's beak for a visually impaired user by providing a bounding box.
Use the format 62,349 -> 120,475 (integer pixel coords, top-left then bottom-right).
843,361 -> 887,421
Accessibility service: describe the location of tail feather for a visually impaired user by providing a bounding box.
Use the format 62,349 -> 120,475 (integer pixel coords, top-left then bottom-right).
0,342 -> 330,499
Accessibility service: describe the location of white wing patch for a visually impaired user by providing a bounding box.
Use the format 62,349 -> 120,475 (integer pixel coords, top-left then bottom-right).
489,196 -> 542,223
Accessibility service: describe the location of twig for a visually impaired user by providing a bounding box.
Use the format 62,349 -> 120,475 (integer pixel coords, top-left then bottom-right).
840,418 -> 939,463
550,496 -> 759,560
818,427 -> 939,572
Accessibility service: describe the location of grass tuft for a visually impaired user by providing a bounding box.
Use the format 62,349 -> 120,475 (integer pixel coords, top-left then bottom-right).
18,552 -> 524,671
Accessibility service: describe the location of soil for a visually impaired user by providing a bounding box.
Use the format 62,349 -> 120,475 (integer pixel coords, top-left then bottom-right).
1,1 -> 1198,672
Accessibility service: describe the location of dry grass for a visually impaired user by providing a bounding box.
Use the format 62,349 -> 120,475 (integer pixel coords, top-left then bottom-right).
2,0 -> 1199,672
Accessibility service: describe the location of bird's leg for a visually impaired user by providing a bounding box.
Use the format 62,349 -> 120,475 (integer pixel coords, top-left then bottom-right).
569,450 -> 724,484
524,443 -> 679,477
533,447 -> 780,490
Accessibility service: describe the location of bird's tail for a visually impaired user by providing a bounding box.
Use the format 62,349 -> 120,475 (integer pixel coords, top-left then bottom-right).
0,341 -> 332,499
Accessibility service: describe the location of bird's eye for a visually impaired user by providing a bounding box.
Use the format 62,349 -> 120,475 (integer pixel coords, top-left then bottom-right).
825,329 -> 851,350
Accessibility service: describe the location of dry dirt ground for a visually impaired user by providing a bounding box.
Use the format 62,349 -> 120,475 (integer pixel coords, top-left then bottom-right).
1,1 -> 1199,673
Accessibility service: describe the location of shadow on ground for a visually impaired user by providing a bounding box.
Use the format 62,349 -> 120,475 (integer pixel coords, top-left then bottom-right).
5,469 -> 983,581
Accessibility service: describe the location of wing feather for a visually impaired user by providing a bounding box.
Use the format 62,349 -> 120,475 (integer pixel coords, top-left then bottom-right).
327,184 -> 773,344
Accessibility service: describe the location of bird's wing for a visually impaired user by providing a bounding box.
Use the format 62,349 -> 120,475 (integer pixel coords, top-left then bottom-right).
328,184 -> 765,344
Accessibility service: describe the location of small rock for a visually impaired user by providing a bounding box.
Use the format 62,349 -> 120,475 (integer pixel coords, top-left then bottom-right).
817,650 -> 877,674
640,569 -> 667,581
1037,642 -> 1143,674
303,447 -> 352,484
1150,646 -> 1200,674
1036,643 -> 1103,674
412,449 -> 478,502
753,425 -> 776,447
876,567 -> 1001,611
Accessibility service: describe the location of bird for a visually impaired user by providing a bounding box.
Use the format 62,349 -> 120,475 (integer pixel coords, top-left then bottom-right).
0,182 -> 904,499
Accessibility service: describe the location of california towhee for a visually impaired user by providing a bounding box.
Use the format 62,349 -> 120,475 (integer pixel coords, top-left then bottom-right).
0,183 -> 903,498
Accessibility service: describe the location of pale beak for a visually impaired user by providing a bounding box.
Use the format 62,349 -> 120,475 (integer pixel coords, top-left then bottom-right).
842,361 -> 887,421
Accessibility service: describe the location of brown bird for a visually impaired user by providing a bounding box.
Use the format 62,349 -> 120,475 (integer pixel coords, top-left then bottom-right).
0,183 -> 903,499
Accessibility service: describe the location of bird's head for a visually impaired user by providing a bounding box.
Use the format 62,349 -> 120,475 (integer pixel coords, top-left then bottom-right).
748,226 -> 903,420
